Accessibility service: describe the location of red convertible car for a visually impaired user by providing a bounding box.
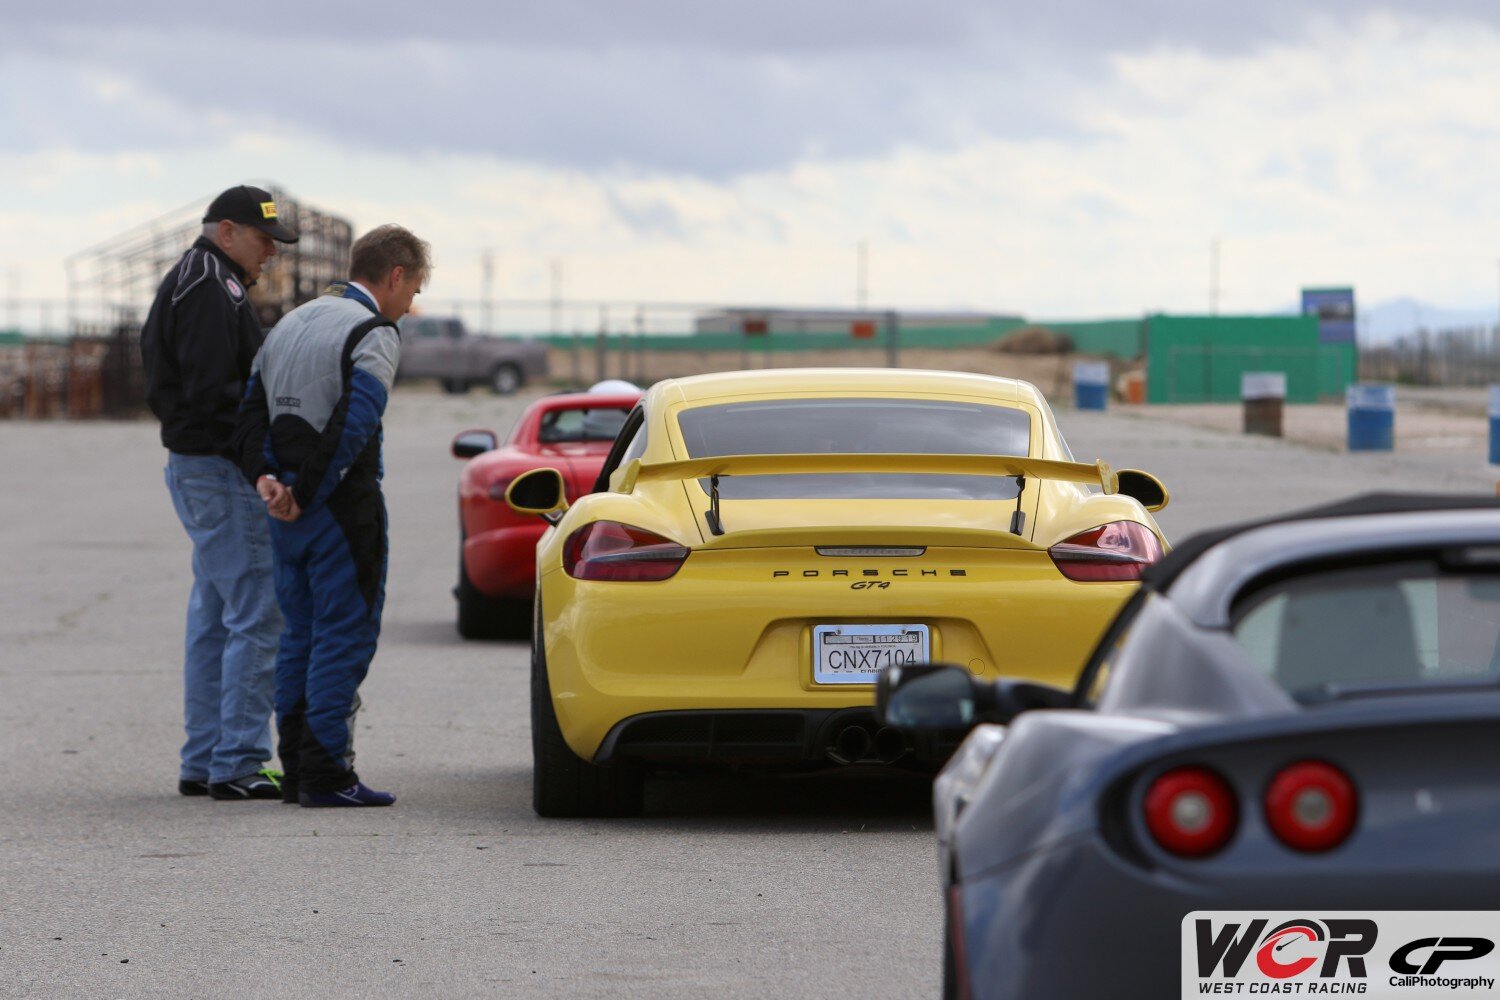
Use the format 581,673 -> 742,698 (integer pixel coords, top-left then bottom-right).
452,388 -> 643,638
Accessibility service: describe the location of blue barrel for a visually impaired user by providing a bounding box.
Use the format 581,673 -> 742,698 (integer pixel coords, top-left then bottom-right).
1073,361 -> 1109,411
1346,383 -> 1395,452
1489,386 -> 1500,465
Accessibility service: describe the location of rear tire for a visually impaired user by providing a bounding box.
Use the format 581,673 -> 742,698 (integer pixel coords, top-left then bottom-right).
943,908 -> 959,1000
531,598 -> 644,817
456,527 -> 531,640
455,560 -> 530,639
489,363 -> 522,395
442,377 -> 470,395
942,880 -> 965,1000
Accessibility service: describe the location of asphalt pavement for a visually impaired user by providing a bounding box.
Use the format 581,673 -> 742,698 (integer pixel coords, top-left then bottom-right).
1,385 -> 1495,998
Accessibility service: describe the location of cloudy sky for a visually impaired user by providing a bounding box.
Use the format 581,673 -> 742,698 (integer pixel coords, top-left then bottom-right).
4,1 -> 1500,327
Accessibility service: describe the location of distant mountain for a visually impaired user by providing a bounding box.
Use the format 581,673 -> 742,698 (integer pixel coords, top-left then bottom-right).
1272,297 -> 1496,342
1359,298 -> 1497,342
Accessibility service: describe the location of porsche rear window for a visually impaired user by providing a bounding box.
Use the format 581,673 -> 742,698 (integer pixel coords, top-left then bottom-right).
676,398 -> 1031,500
1231,559 -> 1500,700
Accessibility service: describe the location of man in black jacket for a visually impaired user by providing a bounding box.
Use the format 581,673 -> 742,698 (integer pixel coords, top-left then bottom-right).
140,185 -> 299,801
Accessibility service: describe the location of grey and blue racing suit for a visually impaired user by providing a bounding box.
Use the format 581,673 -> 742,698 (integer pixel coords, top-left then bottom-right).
234,282 -> 399,794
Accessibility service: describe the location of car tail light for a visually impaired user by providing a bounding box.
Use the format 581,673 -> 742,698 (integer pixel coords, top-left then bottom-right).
563,521 -> 689,581
1049,521 -> 1163,582
948,884 -> 972,1000
1264,760 -> 1357,852
1144,766 -> 1238,857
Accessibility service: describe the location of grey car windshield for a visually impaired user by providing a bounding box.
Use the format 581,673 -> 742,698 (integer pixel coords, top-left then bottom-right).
676,398 -> 1031,500
1231,558 -> 1500,700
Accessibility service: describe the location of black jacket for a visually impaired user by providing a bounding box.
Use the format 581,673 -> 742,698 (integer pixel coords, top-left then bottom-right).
140,238 -> 265,456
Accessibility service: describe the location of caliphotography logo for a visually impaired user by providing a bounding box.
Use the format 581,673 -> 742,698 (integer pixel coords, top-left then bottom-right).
1182,913 -> 1500,998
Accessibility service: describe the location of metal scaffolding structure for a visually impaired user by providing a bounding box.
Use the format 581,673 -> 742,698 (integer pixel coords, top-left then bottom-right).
46,185 -> 353,416
64,185 -> 353,332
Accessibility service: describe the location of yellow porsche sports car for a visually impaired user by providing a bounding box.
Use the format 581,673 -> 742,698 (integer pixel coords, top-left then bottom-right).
505,368 -> 1169,816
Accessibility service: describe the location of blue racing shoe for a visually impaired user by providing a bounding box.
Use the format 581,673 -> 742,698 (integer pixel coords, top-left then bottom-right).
298,782 -> 396,808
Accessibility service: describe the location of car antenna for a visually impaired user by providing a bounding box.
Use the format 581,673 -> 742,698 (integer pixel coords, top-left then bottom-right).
1009,476 -> 1026,535
704,474 -> 725,536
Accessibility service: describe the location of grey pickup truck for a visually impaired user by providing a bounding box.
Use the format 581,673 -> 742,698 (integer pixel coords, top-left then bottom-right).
396,316 -> 550,394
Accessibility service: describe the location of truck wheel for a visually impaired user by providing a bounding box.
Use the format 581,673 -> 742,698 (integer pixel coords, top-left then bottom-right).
489,363 -> 522,395
532,598 -> 644,817
442,377 -> 470,395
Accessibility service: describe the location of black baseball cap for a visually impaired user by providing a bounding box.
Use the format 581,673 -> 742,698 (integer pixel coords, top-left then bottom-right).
203,185 -> 299,243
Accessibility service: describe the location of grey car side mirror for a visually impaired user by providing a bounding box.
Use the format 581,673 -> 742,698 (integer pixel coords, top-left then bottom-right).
876,662 -> 1072,732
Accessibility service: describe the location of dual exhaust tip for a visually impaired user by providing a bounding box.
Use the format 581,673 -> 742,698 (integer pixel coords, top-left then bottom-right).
830,724 -> 908,765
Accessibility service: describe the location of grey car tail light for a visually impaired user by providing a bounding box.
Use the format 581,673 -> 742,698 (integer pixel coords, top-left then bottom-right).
1263,759 -> 1358,853
1143,765 -> 1238,857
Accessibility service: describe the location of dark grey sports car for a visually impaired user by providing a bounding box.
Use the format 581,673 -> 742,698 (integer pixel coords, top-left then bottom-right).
877,494 -> 1500,1000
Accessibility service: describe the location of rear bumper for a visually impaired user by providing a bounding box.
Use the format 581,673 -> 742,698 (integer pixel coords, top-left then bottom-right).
960,835 -> 1500,999
595,707 -> 963,767
463,523 -> 546,597
539,547 -> 1134,758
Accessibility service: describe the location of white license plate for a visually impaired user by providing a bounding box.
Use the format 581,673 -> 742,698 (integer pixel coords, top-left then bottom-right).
812,624 -> 930,685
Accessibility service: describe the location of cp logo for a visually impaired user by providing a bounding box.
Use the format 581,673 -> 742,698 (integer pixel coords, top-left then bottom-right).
1390,938 -> 1494,975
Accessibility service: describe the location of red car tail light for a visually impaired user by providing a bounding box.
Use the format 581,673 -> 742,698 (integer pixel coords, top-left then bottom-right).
563,521 -> 689,581
1144,766 -> 1238,857
1049,521 -> 1163,582
1264,760 -> 1357,853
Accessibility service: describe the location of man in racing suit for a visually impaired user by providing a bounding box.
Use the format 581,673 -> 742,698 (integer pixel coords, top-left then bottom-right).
234,224 -> 430,807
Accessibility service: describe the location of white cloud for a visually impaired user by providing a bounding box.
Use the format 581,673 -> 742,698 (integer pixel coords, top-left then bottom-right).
5,13 -> 1500,329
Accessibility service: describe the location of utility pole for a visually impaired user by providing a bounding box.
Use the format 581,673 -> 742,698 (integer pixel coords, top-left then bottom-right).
480,249 -> 495,333
65,259 -> 77,335
634,305 -> 646,384
7,265 -> 19,334
550,258 -> 564,337
1209,238 -> 1221,316
856,238 -> 869,311
595,306 -> 609,384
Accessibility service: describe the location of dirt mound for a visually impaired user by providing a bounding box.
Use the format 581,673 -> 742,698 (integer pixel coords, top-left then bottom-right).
993,326 -> 1075,354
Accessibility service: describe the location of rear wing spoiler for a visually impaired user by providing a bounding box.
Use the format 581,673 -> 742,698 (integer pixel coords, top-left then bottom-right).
618,453 -> 1118,494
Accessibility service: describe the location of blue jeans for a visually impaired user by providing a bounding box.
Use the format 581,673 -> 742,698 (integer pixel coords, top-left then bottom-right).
164,452 -> 282,783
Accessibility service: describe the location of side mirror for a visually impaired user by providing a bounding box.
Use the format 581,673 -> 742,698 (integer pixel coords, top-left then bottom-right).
452,429 -> 498,459
506,468 -> 569,517
876,662 -> 1072,732
1116,469 -> 1169,511
876,664 -> 980,730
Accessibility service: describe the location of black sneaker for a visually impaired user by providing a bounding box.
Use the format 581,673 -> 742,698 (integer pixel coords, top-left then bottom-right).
208,767 -> 283,801
178,778 -> 210,797
299,781 -> 396,808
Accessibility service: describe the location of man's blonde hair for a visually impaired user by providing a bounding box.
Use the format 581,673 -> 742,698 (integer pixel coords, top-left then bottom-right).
350,224 -> 431,285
